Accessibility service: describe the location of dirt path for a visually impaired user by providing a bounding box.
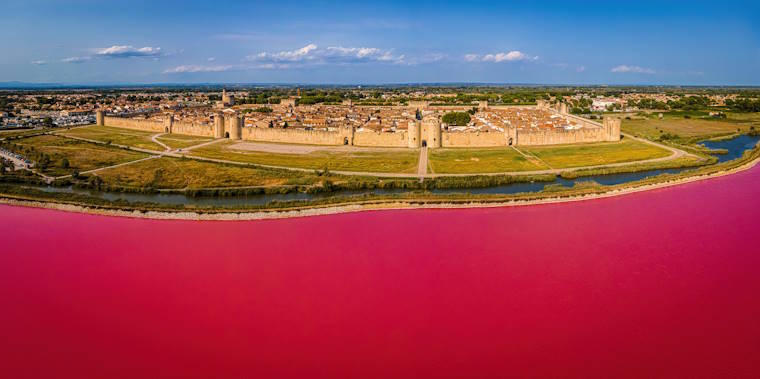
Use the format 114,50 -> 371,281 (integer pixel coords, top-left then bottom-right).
417,147 -> 428,179
182,138 -> 225,151
511,146 -> 553,169
151,133 -> 171,151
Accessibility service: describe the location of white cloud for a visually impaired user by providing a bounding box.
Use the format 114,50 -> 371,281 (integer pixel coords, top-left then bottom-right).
94,45 -> 163,58
61,56 -> 91,63
207,57 -> 216,62
611,65 -> 655,74
465,51 -> 537,63
248,44 -> 405,65
250,44 -> 318,62
163,65 -> 237,74
30,60 -> 47,65
576,65 -> 586,73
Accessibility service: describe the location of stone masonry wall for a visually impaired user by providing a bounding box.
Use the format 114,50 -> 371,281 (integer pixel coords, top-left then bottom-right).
353,130 -> 408,147
103,116 -> 164,132
442,131 -> 506,147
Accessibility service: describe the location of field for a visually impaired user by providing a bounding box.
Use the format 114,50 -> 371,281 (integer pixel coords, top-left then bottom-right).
0,127 -> 54,139
189,141 -> 420,173
58,125 -> 165,151
428,147 -> 547,174
621,112 -> 760,140
156,134 -> 213,149
521,138 -> 672,169
94,157 -> 321,189
428,138 -> 671,173
3,134 -> 148,176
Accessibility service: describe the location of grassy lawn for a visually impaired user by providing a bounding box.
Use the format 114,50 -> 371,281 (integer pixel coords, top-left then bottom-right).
521,138 -> 672,169
58,125 -> 165,151
94,156 -> 321,189
621,112 -> 758,140
2,134 -> 148,176
156,133 -> 213,149
189,141 -> 420,173
0,127 -> 55,139
428,147 -> 548,174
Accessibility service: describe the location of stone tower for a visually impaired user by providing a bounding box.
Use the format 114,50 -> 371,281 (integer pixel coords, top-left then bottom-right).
559,102 -> 569,115
96,110 -> 104,126
421,115 -> 442,148
602,116 -> 621,142
222,89 -> 234,107
478,100 -> 489,110
407,120 -> 421,148
229,114 -> 243,140
163,114 -> 174,133
214,112 -> 225,139
339,125 -> 355,145
505,126 -> 518,146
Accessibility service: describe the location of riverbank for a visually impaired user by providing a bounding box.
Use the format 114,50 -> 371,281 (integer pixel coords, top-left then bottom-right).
2,146 -> 759,221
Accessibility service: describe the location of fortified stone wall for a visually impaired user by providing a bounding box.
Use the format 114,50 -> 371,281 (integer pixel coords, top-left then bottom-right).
443,131 -> 506,147
240,127 -> 344,146
103,116 -> 164,132
353,130 -> 408,147
515,127 -> 606,146
173,121 -> 214,137
101,111 -> 620,148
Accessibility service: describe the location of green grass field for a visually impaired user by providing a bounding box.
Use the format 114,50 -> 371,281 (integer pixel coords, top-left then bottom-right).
58,125 -> 165,151
428,138 -> 672,173
189,141 -> 420,173
621,112 -> 759,140
156,134 -> 213,149
428,147 -> 547,174
4,134 -> 148,176
94,157 -> 320,189
521,138 -> 672,169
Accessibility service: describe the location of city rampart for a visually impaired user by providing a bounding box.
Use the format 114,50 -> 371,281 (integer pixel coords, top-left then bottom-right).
173,121 -> 215,137
100,107 -> 620,148
516,127 -> 608,146
353,130 -> 408,147
443,131 -> 506,147
240,127 -> 344,146
102,116 -> 164,132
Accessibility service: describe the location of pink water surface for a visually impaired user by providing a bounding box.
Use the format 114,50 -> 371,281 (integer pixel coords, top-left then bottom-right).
2,167 -> 760,378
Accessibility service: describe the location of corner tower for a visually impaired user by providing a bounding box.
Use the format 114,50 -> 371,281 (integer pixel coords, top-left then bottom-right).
96,110 -> 105,126
602,116 -> 621,142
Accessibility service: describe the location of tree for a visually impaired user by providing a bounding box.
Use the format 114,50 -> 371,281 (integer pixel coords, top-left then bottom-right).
441,112 -> 471,126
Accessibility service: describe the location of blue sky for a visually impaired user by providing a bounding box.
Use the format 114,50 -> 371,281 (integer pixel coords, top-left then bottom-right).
2,0 -> 759,85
